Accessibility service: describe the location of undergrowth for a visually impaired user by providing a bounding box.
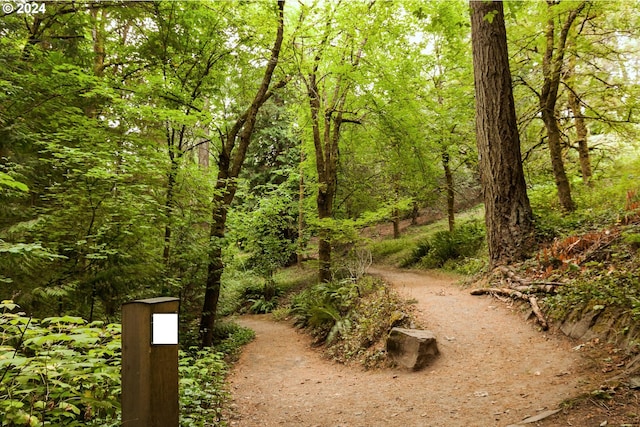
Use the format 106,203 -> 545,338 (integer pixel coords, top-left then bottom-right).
287,276 -> 415,368
0,301 -> 252,427
400,220 -> 486,272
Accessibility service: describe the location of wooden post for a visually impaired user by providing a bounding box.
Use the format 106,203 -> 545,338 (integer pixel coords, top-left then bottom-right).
121,297 -> 179,427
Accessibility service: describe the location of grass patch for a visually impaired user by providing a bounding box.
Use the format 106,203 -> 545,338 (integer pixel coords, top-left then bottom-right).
368,205 -> 485,272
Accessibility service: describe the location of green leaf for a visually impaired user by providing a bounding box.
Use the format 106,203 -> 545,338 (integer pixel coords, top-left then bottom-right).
0,172 -> 28,192
483,9 -> 498,24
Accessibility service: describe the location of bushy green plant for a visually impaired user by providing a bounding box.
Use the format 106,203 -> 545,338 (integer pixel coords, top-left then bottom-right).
178,348 -> 229,427
290,276 -> 389,345
327,285 -> 413,367
290,280 -> 361,343
0,301 -> 121,427
400,239 -> 432,267
402,221 -> 485,268
210,321 -> 255,361
0,302 -> 254,427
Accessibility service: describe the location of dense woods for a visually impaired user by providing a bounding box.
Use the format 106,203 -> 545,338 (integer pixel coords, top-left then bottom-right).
1,0 -> 640,425
1,0 -> 639,351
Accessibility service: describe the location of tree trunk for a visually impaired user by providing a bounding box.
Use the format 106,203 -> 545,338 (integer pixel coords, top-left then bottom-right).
200,189 -> 228,347
566,52 -> 592,186
297,156 -> 305,267
198,141 -> 210,169
199,1 -> 286,347
539,1 -> 585,211
542,111 -> 575,211
469,0 -> 534,267
411,201 -> 419,225
392,208 -> 401,239
441,150 -> 455,232
317,187 -> 333,282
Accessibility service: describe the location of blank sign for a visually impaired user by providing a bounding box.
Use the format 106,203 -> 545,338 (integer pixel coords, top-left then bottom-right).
152,313 -> 178,345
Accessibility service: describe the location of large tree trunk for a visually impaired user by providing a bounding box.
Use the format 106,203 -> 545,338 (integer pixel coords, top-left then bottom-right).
469,0 -> 534,267
199,1 -> 286,347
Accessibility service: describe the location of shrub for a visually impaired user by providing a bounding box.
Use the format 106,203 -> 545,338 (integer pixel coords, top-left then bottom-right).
0,301 -> 121,427
289,276 -> 409,355
178,348 -> 229,427
401,239 -> 432,267
0,302 -> 253,427
402,221 -> 485,268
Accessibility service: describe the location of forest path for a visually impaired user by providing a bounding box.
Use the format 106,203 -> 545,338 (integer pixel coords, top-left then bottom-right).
226,266 -> 596,427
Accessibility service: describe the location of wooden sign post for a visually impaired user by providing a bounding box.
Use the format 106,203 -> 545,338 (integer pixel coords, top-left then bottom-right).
121,297 -> 179,427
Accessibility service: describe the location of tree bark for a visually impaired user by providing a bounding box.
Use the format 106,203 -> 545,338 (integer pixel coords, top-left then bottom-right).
297,152 -> 305,267
411,201 -> 419,225
565,50 -> 592,186
392,208 -> 401,239
200,1 -> 286,347
302,12 -> 369,282
442,150 -> 455,232
469,0 -> 534,267
539,1 -> 585,211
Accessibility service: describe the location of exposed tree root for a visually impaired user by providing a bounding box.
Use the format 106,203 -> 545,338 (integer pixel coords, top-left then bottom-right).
470,266 -> 560,330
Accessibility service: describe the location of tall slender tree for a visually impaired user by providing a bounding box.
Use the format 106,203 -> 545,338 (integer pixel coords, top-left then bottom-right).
469,0 -> 534,267
199,0 -> 287,347
538,1 -> 586,211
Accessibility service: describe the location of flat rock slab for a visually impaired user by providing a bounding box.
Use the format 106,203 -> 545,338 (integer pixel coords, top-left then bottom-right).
386,327 -> 439,371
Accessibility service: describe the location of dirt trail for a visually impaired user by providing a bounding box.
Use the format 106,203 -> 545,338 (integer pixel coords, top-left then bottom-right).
227,267 -> 596,427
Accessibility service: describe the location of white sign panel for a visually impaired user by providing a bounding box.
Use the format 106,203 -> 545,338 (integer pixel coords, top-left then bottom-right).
152,313 -> 178,345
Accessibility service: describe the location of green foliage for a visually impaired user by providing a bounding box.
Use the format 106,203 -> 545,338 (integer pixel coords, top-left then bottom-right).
369,238 -> 409,262
287,276 -> 413,367
402,221 -> 485,269
210,321 -> 255,362
0,173 -> 28,193
178,348 -> 229,427
327,283 -> 413,368
231,186 -> 298,279
545,272 -> 640,322
623,232 -> 640,250
290,276 -> 385,345
530,156 -> 640,242
0,302 -> 252,427
290,280 -> 357,343
0,302 -> 121,427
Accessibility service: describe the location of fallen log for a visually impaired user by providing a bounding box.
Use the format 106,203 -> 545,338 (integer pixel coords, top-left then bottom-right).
470,288 -> 549,330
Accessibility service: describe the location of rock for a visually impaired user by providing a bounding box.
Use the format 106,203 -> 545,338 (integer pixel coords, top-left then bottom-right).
560,308 -> 603,339
386,327 -> 439,370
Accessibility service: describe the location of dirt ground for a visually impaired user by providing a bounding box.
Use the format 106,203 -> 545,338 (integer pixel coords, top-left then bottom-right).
226,267 -> 626,427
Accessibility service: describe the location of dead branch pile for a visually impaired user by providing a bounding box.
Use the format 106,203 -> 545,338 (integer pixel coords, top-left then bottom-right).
470,266 -> 565,330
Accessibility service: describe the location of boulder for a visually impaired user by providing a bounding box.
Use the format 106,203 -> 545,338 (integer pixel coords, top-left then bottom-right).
386,327 -> 439,371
